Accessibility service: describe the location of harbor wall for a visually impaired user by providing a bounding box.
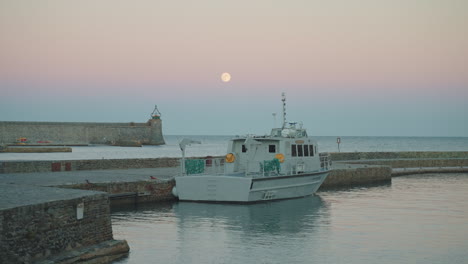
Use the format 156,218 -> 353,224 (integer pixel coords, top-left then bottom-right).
0,157 -> 180,174
0,147 -> 72,153
0,119 -> 164,146
330,151 -> 468,161
2,151 -> 468,174
321,165 -> 392,188
340,158 -> 468,168
0,186 -> 128,264
60,179 -> 176,206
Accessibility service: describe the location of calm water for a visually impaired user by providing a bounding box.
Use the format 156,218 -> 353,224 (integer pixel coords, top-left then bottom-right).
111,173 -> 468,264
2,135 -> 468,161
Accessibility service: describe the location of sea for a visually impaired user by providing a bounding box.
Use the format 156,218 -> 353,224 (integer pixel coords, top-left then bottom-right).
2,136 -> 468,263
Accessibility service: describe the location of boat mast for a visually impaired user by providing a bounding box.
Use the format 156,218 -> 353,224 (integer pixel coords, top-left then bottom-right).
281,92 -> 287,129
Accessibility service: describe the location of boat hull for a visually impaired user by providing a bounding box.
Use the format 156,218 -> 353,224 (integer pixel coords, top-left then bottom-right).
174,170 -> 330,203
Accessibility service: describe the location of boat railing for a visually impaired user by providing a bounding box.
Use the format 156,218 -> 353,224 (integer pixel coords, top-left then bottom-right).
320,153 -> 332,170
256,159 -> 282,177
249,159 -> 316,178
181,157 -> 225,176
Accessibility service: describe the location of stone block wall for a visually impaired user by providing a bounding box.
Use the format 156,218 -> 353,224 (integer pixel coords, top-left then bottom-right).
330,151 -> 468,161
73,157 -> 179,171
0,119 -> 164,146
321,165 -> 392,188
60,179 -> 177,205
344,158 -> 468,168
0,157 -> 180,174
3,152 -> 468,174
0,193 -> 113,263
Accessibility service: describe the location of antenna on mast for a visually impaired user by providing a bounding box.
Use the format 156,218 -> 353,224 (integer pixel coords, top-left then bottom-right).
151,105 -> 161,119
272,113 -> 277,128
281,92 -> 287,129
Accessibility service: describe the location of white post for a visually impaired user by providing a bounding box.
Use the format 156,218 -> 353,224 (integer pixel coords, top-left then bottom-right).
181,147 -> 186,176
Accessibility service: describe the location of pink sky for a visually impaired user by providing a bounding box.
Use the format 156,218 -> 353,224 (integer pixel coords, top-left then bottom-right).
1,0 -> 467,136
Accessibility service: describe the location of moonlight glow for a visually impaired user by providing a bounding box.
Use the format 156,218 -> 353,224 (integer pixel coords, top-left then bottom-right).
221,72 -> 231,82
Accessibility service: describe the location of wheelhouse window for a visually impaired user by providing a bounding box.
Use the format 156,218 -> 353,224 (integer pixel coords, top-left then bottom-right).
242,144 -> 247,153
292,144 -> 316,157
269,145 -> 276,153
298,145 -> 303,157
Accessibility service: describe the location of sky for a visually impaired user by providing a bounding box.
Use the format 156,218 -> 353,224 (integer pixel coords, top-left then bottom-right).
1,0 -> 467,137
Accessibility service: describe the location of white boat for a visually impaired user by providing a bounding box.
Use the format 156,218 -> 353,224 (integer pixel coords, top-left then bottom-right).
173,93 -> 331,203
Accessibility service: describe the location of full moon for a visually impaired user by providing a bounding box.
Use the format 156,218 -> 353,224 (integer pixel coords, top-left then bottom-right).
221,72 -> 231,82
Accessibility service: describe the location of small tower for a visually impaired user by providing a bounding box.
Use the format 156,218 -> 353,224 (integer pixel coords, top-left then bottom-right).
151,105 -> 162,120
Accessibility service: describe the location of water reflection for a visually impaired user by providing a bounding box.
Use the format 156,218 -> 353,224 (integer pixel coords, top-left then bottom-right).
171,196 -> 330,264
174,196 -> 328,236
112,196 -> 331,264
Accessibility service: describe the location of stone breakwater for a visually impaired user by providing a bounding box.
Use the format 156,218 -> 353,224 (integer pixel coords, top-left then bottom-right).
330,151 -> 468,160
0,119 -> 164,146
329,151 -> 468,177
0,146 -> 72,153
321,164 -> 392,188
1,157 -> 180,174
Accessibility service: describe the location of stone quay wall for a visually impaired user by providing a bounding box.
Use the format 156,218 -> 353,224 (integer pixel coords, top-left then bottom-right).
330,151 -> 468,161
342,158 -> 468,168
0,119 -> 164,146
0,157 -> 180,174
60,179 -> 177,206
0,191 -> 114,263
321,165 -> 392,188
2,151 -> 468,174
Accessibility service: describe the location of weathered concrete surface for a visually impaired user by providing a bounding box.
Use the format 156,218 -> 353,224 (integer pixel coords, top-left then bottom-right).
0,119 -> 164,146
0,168 -> 178,186
0,183 -> 106,210
0,168 -> 179,206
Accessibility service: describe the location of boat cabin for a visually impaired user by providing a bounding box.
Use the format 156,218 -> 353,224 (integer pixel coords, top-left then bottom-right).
224,124 -> 322,177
